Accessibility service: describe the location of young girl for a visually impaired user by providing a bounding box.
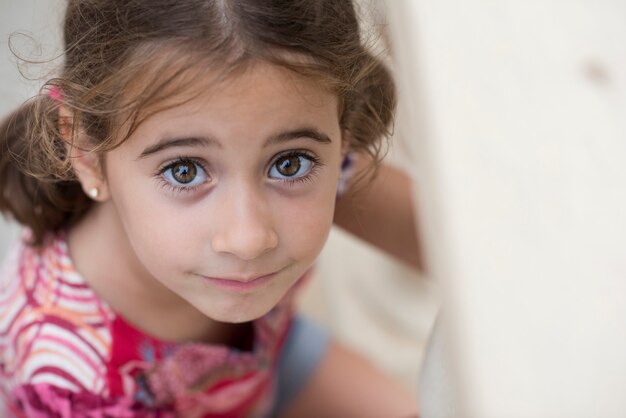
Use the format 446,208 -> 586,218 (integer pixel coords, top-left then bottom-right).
0,1 -> 419,417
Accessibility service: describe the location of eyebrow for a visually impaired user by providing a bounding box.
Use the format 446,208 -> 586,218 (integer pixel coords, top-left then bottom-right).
138,137 -> 218,159
265,128 -> 332,147
137,127 -> 332,159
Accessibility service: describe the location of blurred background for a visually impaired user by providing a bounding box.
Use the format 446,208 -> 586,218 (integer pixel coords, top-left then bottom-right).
384,1 -> 626,417
4,1 -> 626,417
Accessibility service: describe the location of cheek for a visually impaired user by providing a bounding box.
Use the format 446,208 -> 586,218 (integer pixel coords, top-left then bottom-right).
113,190 -> 202,276
285,163 -> 341,255
105,155 -> 203,272
276,187 -> 337,261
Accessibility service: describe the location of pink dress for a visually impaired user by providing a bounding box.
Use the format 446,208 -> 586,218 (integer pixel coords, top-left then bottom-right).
0,232 -> 297,418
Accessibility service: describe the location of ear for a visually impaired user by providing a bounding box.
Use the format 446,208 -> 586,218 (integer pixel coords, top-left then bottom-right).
59,106 -> 110,201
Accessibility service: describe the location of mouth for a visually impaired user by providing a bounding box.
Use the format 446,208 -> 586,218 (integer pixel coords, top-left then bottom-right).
197,271 -> 280,292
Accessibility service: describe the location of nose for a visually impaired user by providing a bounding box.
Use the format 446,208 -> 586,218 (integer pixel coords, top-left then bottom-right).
211,183 -> 279,261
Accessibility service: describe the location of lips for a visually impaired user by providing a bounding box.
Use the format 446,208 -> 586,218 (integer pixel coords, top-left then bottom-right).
196,270 -> 279,292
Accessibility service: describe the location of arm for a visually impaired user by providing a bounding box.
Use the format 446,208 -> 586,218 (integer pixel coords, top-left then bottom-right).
278,340 -> 419,418
334,153 -> 425,272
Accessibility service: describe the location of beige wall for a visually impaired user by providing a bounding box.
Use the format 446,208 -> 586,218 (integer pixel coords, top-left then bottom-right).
386,0 -> 626,416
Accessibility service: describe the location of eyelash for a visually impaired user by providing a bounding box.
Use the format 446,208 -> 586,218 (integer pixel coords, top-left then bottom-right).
269,150 -> 323,186
154,150 -> 323,195
155,157 -> 209,195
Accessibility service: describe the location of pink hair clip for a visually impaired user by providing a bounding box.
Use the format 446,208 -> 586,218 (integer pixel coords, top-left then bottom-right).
48,86 -> 64,104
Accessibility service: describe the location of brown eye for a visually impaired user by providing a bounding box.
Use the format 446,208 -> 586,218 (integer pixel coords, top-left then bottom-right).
161,159 -> 208,190
171,160 -> 197,183
275,155 -> 301,177
269,152 -> 317,181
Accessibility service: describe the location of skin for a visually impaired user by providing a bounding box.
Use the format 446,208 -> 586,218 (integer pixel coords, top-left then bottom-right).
333,154 -> 425,272
69,61 -> 342,338
67,60 -> 418,415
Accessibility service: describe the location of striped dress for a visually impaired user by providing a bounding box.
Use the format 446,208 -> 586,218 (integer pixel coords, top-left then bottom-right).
0,232 -> 295,418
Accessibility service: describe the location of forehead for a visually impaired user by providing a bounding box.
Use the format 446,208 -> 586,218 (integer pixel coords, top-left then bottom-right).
114,60 -> 341,151
117,54 -> 338,128
189,60 -> 335,107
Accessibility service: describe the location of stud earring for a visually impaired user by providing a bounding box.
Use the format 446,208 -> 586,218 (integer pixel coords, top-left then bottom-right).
88,187 -> 100,199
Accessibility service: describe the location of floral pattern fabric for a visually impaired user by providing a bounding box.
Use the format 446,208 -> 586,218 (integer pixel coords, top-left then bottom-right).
0,232 -> 296,418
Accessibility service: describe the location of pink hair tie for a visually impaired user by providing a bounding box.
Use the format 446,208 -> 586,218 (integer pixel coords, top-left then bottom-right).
48,86 -> 64,103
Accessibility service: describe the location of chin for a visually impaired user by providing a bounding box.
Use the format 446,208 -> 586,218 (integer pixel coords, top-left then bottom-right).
202,302 -> 275,324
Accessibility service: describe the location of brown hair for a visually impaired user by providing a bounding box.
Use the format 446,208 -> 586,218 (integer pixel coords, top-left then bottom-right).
0,0 -> 396,246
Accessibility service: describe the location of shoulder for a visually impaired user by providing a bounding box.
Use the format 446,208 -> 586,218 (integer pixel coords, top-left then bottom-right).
0,231 -> 113,395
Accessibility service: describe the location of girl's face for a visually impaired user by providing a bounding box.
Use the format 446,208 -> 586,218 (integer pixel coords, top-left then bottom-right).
101,62 -> 343,323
